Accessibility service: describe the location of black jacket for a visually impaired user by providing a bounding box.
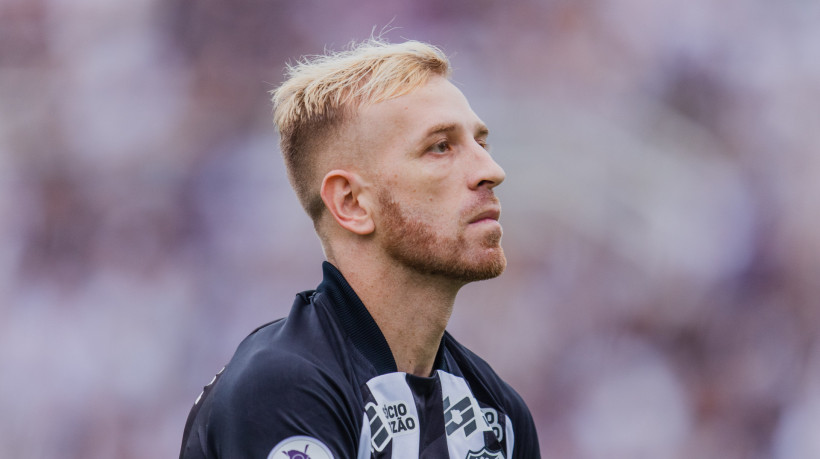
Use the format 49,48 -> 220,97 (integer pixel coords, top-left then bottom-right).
180,262 -> 540,458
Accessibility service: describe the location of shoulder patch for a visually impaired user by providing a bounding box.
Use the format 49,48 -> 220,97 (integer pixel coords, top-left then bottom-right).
267,436 -> 334,459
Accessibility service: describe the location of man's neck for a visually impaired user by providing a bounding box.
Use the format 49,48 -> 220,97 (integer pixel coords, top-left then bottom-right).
332,256 -> 462,377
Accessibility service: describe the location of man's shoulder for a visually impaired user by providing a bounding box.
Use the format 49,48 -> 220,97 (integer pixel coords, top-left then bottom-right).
194,294 -> 364,419
180,292 -> 364,458
223,321 -> 326,390
218,291 -> 349,393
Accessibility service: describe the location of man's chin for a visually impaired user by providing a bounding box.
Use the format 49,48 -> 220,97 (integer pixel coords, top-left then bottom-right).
445,249 -> 507,283
472,252 -> 507,281
394,248 -> 506,283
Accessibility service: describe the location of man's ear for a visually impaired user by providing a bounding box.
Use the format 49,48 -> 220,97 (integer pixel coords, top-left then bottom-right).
320,170 -> 375,235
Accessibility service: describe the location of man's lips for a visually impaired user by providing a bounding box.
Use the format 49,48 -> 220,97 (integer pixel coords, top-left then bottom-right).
469,208 -> 501,224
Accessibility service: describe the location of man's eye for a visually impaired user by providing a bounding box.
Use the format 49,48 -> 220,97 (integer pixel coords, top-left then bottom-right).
430,141 -> 451,154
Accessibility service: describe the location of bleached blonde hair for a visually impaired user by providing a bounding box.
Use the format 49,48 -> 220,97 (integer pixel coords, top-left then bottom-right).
271,38 -> 451,222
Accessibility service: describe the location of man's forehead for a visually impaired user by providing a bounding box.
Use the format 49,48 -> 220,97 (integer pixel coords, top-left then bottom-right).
353,76 -> 483,137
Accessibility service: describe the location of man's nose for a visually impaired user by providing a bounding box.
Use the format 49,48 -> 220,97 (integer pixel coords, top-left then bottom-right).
470,143 -> 506,190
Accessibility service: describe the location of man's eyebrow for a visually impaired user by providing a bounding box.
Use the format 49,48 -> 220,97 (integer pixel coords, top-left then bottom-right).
423,123 -> 458,137
422,123 -> 490,138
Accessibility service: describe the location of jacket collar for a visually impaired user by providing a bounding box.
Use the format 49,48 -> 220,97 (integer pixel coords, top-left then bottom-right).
316,261 -> 446,376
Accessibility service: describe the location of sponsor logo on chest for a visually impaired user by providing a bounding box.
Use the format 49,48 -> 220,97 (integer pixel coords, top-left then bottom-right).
382,400 -> 417,435
365,400 -> 420,452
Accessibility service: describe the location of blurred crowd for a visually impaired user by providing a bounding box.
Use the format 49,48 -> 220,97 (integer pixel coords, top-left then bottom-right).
1,0 -> 819,457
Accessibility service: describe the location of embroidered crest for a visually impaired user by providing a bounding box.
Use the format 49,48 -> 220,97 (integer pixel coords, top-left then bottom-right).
465,447 -> 504,459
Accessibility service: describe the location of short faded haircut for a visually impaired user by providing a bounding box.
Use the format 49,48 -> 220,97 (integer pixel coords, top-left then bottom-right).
271,38 -> 451,222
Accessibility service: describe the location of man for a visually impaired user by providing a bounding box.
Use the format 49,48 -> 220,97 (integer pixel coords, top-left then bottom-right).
180,38 -> 540,458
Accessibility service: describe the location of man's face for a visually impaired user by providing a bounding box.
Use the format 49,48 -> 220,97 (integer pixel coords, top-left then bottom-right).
350,76 -> 507,283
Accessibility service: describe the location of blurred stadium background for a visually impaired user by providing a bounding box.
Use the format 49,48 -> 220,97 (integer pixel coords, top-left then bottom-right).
2,0 -> 820,457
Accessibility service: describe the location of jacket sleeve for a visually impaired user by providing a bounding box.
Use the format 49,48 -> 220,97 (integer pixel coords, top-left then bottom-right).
180,351 -> 362,459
